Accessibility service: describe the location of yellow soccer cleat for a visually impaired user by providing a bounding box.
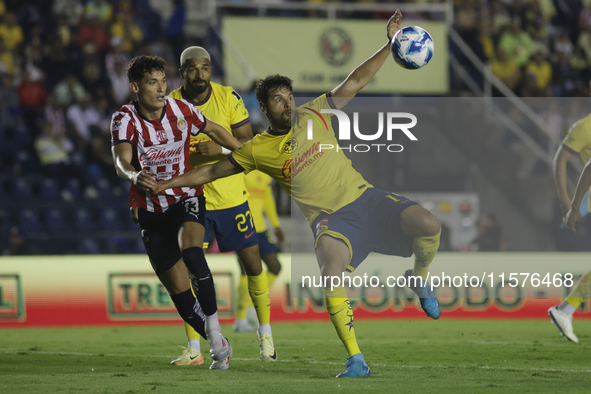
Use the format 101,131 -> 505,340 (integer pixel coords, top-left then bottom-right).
258,333 -> 277,362
170,347 -> 205,366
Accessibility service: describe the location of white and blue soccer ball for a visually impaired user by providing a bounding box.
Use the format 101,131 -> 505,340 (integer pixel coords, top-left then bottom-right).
391,26 -> 434,70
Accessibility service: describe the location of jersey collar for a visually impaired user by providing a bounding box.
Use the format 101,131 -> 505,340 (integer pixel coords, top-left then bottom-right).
133,99 -> 167,123
182,84 -> 212,106
267,126 -> 290,136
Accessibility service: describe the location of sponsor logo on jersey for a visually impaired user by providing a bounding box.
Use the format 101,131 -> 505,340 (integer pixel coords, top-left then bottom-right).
281,159 -> 292,179
112,120 -> 122,131
140,145 -> 183,167
291,138 -> 299,153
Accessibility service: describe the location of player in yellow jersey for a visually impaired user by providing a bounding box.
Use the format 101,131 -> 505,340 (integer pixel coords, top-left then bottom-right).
139,11 -> 442,378
234,170 -> 284,332
167,47 -> 275,365
549,111 -> 591,343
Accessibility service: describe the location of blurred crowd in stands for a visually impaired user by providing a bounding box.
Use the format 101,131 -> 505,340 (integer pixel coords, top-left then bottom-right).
455,0 -> 591,97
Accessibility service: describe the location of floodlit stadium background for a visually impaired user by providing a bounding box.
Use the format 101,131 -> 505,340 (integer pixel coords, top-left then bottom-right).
1,1 -> 590,326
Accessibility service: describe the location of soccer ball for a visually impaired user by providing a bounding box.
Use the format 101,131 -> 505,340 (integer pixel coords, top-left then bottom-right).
391,26 -> 434,70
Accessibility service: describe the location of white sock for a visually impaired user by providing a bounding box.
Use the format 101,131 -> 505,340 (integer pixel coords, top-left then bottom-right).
188,340 -> 200,351
258,323 -> 272,336
558,301 -> 577,316
205,312 -> 222,336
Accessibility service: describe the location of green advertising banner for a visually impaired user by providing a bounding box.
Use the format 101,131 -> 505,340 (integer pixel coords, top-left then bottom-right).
222,17 -> 448,94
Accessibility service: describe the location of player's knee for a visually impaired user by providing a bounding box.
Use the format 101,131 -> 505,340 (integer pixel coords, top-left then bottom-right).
420,212 -> 441,237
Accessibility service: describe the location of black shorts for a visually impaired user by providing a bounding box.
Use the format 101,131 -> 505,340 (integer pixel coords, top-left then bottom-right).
138,196 -> 206,275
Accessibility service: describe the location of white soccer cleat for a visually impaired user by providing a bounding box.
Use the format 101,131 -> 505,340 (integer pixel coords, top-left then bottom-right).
233,319 -> 257,333
208,334 -> 233,361
548,306 -> 579,343
209,356 -> 231,370
170,347 -> 204,366
258,332 -> 277,362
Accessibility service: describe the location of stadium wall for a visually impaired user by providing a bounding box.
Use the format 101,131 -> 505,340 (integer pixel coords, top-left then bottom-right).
0,253 -> 589,327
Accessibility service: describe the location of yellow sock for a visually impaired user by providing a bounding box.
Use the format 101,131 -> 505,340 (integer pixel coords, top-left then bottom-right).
184,321 -> 201,341
236,274 -> 249,320
185,281 -> 201,341
267,271 -> 277,290
565,269 -> 591,308
324,286 -> 360,358
413,230 -> 441,280
248,271 -> 270,325
243,271 -> 277,311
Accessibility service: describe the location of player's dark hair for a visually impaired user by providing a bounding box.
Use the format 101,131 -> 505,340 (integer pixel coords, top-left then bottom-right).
255,74 -> 293,104
126,56 -> 167,83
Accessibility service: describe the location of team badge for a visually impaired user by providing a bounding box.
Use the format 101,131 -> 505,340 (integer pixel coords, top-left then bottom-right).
177,118 -> 187,131
111,120 -> 122,131
283,138 -> 297,154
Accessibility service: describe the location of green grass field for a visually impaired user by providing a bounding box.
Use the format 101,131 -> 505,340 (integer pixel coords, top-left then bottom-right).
1,320 -> 591,393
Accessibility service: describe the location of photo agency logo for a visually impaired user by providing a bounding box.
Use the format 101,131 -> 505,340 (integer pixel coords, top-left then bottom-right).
304,107 -> 418,152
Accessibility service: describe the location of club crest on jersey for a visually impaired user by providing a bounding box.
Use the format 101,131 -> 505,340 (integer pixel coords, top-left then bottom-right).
156,129 -> 167,142
283,138 -> 298,154
177,117 -> 187,131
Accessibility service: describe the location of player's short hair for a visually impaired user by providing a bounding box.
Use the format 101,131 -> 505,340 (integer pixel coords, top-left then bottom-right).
255,74 -> 293,105
126,56 -> 167,83
180,46 -> 211,68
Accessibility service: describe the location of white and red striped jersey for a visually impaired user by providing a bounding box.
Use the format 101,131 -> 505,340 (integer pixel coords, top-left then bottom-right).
110,97 -> 207,213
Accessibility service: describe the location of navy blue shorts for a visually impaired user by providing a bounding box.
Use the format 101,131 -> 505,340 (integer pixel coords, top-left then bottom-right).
204,201 -> 259,252
258,230 -> 279,256
310,188 -> 417,272
138,196 -> 206,275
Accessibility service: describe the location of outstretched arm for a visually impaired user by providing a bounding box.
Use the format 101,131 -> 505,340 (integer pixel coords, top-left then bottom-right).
201,119 -> 242,151
565,159 -> 591,232
137,158 -> 242,194
553,146 -> 574,218
330,10 -> 402,109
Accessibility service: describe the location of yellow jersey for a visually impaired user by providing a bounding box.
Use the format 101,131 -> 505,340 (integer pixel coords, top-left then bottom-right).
562,113 -> 591,164
169,82 -> 250,210
230,93 -> 371,224
244,170 -> 280,233
562,113 -> 591,209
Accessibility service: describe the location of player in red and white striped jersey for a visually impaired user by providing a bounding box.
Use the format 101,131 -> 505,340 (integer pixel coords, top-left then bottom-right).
111,55 -> 240,369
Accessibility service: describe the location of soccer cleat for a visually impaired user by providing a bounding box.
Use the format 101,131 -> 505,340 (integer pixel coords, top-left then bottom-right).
258,332 -> 277,361
336,353 -> 371,378
233,319 -> 257,333
209,356 -> 230,370
548,306 -> 579,343
404,269 -> 441,320
208,334 -> 233,361
170,347 -> 204,366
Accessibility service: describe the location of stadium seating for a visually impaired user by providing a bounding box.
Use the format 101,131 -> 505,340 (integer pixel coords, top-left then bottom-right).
39,178 -> 60,200
44,208 -> 69,232
18,209 -> 42,234
100,208 -> 125,231
13,178 -> 33,201
78,238 -> 100,254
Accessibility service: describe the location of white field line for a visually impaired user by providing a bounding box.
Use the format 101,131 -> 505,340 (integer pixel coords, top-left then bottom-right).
2,350 -> 590,373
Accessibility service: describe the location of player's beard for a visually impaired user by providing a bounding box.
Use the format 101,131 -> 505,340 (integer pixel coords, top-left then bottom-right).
271,110 -> 292,131
190,79 -> 209,94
